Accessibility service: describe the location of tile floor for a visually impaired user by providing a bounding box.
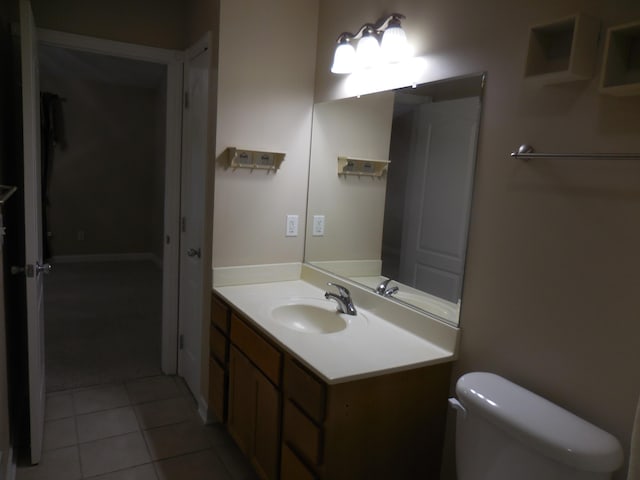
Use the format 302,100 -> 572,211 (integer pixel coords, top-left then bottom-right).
17,376 -> 258,480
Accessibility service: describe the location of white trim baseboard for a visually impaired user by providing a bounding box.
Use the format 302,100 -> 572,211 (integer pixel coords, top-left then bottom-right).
4,446 -> 15,480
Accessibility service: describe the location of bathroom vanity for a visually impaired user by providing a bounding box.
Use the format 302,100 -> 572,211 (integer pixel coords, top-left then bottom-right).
209,269 -> 458,480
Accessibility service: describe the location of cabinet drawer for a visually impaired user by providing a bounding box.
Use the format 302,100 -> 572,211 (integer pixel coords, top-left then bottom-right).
208,358 -> 226,422
283,400 -> 322,466
211,294 -> 230,333
230,314 -> 281,386
281,443 -> 317,480
210,326 -> 228,364
284,358 -> 325,423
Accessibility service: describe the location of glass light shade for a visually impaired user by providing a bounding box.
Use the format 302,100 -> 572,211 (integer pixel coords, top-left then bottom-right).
331,42 -> 356,74
381,25 -> 409,63
356,33 -> 381,69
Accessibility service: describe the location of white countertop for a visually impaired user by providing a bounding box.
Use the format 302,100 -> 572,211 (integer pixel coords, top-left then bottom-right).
215,279 -> 456,384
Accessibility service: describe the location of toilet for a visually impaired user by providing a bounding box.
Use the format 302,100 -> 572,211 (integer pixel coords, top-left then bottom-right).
449,372 -> 623,480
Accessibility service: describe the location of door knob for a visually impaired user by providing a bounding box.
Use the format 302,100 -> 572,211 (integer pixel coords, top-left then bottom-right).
186,248 -> 201,258
35,262 -> 52,275
16,262 -> 53,277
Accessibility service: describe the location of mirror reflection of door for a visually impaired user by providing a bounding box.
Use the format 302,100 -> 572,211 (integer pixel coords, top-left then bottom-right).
305,74 -> 484,325
390,97 -> 480,303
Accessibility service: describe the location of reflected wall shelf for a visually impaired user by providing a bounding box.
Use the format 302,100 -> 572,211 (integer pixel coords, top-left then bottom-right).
225,147 -> 285,171
600,20 -> 640,96
337,156 -> 390,177
523,13 -> 600,86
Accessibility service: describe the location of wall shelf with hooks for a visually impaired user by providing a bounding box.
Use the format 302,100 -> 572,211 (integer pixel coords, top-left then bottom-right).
337,156 -> 390,177
225,147 -> 286,171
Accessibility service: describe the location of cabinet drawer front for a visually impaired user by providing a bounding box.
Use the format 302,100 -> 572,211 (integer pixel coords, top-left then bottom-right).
284,358 -> 325,423
230,314 -> 281,386
283,401 -> 322,466
208,358 -> 226,422
211,294 -> 230,333
210,326 -> 228,364
281,443 -> 317,480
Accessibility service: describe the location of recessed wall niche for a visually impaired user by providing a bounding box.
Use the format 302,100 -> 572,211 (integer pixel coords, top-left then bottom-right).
524,13 -> 600,86
600,20 -> 640,96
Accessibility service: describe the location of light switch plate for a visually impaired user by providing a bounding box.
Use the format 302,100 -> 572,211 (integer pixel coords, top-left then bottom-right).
312,215 -> 325,236
286,215 -> 298,237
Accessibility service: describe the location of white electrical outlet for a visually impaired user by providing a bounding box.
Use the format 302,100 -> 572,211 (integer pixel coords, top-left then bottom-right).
286,215 -> 298,237
312,215 -> 325,236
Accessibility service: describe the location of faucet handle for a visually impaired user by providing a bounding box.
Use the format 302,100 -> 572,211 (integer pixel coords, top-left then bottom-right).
326,282 -> 350,298
376,278 -> 391,294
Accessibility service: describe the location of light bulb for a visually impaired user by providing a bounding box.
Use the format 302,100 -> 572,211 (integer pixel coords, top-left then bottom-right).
331,38 -> 356,74
356,28 -> 381,69
381,22 -> 409,63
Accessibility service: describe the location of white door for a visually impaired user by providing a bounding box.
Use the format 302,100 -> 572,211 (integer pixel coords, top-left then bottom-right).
19,0 -> 47,465
178,37 -> 210,401
399,97 -> 480,303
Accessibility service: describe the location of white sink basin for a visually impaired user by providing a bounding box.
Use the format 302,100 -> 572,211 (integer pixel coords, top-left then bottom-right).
270,298 -> 361,334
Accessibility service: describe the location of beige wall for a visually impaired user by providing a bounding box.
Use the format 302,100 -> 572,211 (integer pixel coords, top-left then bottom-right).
305,92 -> 394,263
31,0 -> 188,50
315,1 -> 640,479
213,0 -> 318,268
40,66 -> 165,257
186,0 -> 219,57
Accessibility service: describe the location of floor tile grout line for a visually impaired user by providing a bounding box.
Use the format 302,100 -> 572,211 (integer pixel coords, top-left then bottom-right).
152,444 -> 222,466
81,461 -> 157,480
75,426 -> 142,447
141,418 -> 205,433
76,430 -> 151,479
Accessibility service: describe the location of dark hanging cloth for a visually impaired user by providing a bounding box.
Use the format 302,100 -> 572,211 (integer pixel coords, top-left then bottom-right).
40,92 -> 66,260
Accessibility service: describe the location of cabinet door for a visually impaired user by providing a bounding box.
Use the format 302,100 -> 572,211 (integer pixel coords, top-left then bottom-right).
228,346 -> 255,456
228,345 -> 281,480
208,358 -> 226,422
253,372 -> 280,480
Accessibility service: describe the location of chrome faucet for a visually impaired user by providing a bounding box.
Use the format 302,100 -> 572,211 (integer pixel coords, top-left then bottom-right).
376,278 -> 399,297
324,282 -> 357,315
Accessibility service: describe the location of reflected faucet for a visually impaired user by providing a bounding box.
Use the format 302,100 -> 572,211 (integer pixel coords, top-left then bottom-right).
376,278 -> 399,297
324,282 -> 357,316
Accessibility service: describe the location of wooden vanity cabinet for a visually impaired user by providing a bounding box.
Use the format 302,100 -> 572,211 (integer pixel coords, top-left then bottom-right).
281,357 -> 452,480
210,293 -> 453,480
209,295 -> 230,422
228,312 -> 282,480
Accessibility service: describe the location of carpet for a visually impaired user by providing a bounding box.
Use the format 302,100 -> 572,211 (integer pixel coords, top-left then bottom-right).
44,260 -> 162,392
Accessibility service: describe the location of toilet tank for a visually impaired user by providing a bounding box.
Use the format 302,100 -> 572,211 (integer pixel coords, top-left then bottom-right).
451,372 -> 623,480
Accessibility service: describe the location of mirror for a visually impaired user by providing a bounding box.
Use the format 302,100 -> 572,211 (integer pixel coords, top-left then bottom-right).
304,73 -> 485,326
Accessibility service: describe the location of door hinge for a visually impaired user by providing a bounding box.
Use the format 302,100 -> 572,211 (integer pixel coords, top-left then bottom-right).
179,334 -> 184,350
181,217 -> 186,233
184,92 -> 189,109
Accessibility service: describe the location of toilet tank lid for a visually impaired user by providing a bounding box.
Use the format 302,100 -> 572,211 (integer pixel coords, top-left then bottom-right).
456,372 -> 623,473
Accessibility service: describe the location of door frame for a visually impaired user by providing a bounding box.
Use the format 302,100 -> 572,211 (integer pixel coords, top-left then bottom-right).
36,28 -> 184,374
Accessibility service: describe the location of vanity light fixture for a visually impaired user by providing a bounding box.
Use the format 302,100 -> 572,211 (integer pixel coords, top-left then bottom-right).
330,13 -> 410,74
